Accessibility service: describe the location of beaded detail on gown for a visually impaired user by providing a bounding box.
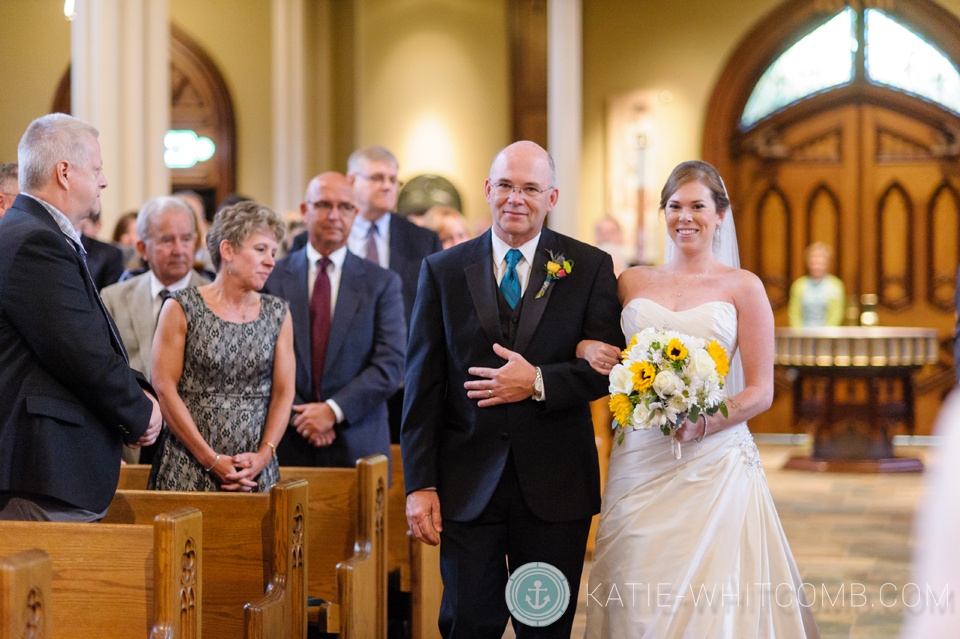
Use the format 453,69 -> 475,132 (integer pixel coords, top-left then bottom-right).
149,287 -> 287,492
585,298 -> 819,638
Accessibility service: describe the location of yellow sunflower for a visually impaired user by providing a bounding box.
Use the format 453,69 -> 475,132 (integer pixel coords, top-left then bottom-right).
665,338 -> 687,361
609,394 -> 633,426
630,360 -> 657,392
622,334 -> 638,359
707,340 -> 730,378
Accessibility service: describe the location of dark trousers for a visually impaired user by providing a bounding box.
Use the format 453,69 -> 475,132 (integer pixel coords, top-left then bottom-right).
438,454 -> 591,639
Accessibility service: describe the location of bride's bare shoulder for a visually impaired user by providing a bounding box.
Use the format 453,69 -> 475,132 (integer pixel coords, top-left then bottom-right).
617,264 -> 664,303
725,268 -> 770,311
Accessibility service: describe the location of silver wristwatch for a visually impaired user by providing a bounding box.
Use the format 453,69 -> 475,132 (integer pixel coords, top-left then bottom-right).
532,366 -> 544,401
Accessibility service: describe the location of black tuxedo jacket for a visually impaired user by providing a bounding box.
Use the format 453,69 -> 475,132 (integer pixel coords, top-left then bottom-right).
80,234 -> 124,291
263,248 -> 406,466
0,195 -> 154,512
400,227 -> 624,523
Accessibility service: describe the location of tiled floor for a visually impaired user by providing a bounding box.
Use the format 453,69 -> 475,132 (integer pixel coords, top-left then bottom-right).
502,444 -> 930,638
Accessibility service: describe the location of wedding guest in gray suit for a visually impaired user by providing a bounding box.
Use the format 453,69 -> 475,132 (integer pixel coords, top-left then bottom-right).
263,172 -> 406,470
102,195 -> 211,463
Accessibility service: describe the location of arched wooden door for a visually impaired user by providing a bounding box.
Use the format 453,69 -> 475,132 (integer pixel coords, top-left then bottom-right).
52,24 -> 236,217
705,0 -> 960,434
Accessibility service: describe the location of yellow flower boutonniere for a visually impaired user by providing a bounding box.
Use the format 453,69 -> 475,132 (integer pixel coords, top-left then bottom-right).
535,249 -> 573,299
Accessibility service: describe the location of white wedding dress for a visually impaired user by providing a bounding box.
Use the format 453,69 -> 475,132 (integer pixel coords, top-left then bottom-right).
585,298 -> 819,638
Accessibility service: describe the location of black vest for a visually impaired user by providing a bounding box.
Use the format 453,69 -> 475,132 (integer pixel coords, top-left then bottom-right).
496,282 -> 524,349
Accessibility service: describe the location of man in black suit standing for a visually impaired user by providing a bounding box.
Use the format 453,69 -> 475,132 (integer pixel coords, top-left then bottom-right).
401,141 -> 624,637
346,146 -> 442,443
263,172 -> 406,469
0,114 -> 162,522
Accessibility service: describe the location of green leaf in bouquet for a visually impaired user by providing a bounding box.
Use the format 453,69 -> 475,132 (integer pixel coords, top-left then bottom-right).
719,402 -> 729,419
611,419 -> 619,431
617,431 -> 625,446
688,405 -> 700,424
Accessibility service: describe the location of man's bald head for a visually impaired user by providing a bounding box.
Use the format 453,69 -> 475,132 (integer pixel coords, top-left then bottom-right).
306,171 -> 353,200
301,172 -> 358,256
489,141 -> 555,188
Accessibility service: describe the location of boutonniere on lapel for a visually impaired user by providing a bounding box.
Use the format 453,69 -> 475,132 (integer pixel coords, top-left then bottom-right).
535,249 -> 573,299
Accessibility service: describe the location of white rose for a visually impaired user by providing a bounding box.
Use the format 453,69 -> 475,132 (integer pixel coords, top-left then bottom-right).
652,370 -> 683,398
686,349 -> 717,379
635,327 -> 658,351
632,402 -> 653,429
608,364 -> 634,396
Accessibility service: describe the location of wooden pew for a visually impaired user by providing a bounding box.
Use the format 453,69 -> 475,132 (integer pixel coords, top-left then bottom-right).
116,463 -> 151,490
280,454 -> 389,639
104,479 -> 307,639
387,444 -> 442,639
1,549 -> 52,639
0,507 -> 202,639
118,456 -> 391,638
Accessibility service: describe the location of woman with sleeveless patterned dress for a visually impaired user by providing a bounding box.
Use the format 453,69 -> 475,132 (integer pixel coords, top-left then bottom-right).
579,162 -> 820,638
149,201 -> 295,492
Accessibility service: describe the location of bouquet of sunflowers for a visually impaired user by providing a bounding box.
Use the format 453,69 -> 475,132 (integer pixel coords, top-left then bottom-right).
608,327 -> 730,458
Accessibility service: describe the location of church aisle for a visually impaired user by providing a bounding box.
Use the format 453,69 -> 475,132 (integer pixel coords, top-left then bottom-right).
502,443 -> 930,639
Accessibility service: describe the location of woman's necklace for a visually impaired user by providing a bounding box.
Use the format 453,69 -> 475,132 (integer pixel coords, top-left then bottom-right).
217,287 -> 254,320
671,265 -> 704,298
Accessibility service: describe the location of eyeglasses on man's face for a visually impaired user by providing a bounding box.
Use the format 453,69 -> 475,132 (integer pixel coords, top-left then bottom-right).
306,200 -> 357,214
490,181 -> 554,198
356,172 -> 404,189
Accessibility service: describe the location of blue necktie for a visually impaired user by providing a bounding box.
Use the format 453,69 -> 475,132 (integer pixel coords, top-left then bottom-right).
501,249 -> 522,309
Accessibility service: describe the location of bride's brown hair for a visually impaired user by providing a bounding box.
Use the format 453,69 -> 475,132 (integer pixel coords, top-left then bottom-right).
659,161 -> 730,213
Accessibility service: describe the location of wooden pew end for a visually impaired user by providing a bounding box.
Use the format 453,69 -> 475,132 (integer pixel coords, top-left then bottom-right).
1,549 -> 52,639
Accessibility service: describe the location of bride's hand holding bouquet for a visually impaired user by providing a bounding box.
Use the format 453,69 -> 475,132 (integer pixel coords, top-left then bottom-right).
607,326 -> 729,459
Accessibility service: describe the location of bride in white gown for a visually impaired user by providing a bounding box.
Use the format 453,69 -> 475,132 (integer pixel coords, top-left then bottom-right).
580,161 -> 819,638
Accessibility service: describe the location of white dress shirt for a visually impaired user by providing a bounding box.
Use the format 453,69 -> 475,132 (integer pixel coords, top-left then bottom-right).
490,230 -> 545,401
349,213 -> 391,269
150,270 -> 195,322
306,243 -> 348,316
305,242 -> 349,422
491,230 -> 540,294
21,192 -> 85,250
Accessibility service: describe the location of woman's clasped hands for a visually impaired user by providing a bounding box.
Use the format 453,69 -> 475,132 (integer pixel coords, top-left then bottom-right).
208,449 -> 272,491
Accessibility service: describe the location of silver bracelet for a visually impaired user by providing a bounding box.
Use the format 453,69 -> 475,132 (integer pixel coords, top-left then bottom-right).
204,453 -> 220,472
694,415 -> 708,443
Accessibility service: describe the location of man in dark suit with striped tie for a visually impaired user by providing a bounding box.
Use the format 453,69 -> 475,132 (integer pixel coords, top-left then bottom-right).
0,114 -> 162,522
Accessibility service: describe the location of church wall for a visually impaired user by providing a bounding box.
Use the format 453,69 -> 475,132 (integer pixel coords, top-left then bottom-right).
169,0 -> 273,208
0,1 -> 71,164
580,0 -> 783,250
353,0 -> 511,222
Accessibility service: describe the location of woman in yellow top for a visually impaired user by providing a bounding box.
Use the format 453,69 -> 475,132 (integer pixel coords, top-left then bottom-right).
788,242 -> 845,327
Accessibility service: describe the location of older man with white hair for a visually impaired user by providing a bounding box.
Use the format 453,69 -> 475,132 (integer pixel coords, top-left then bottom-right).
102,195 -> 211,463
0,113 -> 161,521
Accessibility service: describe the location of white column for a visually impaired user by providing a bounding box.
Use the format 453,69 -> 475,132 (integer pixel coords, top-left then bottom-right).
71,0 -> 170,236
547,0 -> 582,240
272,0 -> 306,217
